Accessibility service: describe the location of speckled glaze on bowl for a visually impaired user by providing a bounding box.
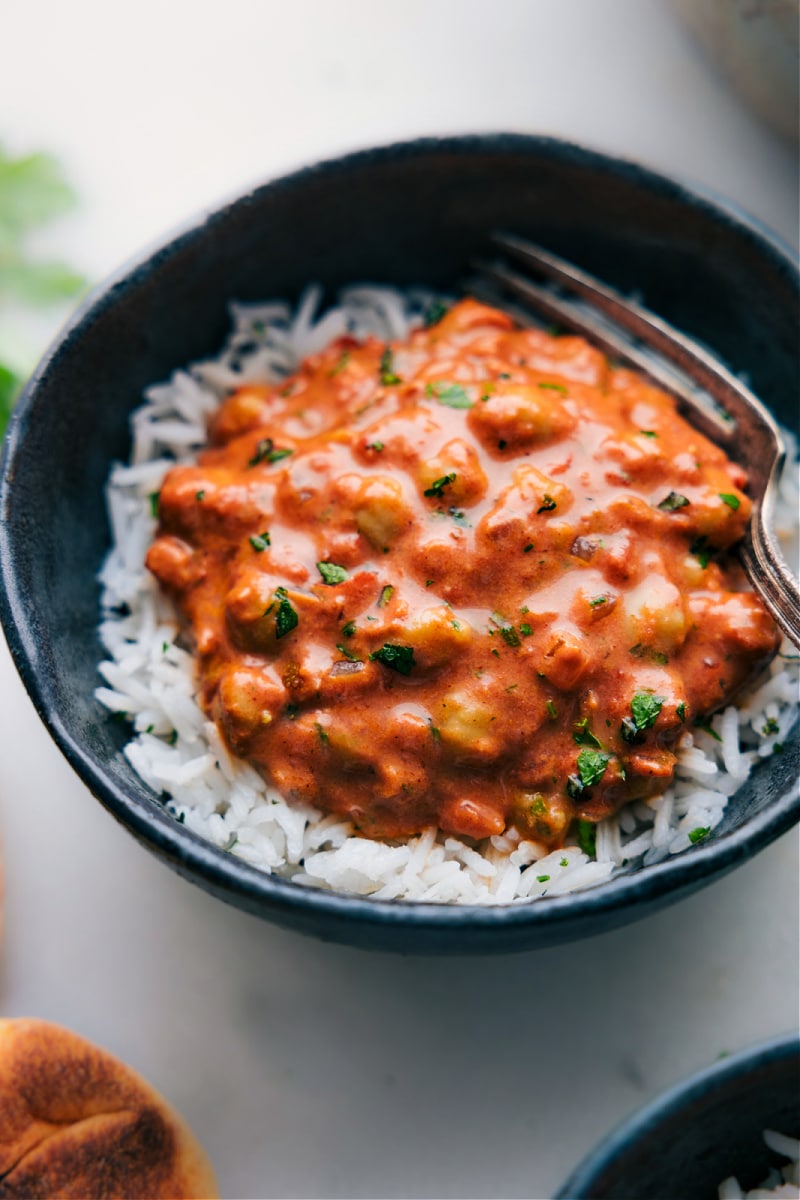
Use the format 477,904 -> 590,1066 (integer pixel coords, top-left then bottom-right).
557,1033 -> 800,1199
0,135 -> 797,953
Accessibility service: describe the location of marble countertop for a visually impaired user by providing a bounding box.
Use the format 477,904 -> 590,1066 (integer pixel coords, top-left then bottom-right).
1,2 -> 797,1197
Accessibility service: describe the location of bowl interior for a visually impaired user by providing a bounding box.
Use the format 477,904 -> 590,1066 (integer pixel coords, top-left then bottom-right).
557,1035 -> 800,1199
1,135 -> 798,951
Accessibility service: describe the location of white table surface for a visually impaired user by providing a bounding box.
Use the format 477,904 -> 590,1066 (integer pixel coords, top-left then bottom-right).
1,3 -> 798,1198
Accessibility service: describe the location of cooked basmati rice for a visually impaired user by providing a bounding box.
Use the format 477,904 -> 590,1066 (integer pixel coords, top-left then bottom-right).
95,287 -> 800,905
718,1129 -> 800,1199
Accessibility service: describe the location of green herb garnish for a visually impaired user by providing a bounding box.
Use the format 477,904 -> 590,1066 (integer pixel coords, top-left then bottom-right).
690,536 -> 713,568
573,718 -> 602,748
677,702 -> 686,722
545,700 -> 558,720
538,382 -> 567,395
577,819 -> 596,856
719,493 -> 740,511
537,495 -> 557,514
274,589 -> 298,638
378,584 -> 395,607
249,532 -> 271,552
424,299 -> 449,327
336,643 -> 362,662
379,347 -> 402,385
631,691 -> 664,730
577,749 -> 611,787
249,437 -> 293,466
428,381 -> 473,409
640,430 -> 658,438
317,561 -> 349,585
329,349 -> 350,376
536,875 -> 550,883
588,595 -> 608,608
424,472 -> 456,499
694,720 -> 722,742
657,491 -> 690,511
149,491 -> 160,518
369,643 -> 415,675
341,620 -> 356,637
688,826 -> 710,844
366,440 -> 384,452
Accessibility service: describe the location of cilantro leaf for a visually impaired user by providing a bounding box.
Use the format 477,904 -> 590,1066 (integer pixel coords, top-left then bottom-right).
719,493 -> 740,511
249,532 -> 271,552
317,561 -> 349,585
423,472 -> 456,499
273,590 -> 298,638
577,819 -> 596,856
424,299 -> 449,327
577,749 -> 611,787
688,826 -> 710,844
429,382 -> 473,409
369,643 -> 415,675
657,491 -> 690,511
573,718 -> 602,748
379,347 -> 402,385
631,691 -> 664,731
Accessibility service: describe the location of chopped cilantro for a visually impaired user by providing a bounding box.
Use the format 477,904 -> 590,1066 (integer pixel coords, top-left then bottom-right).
379,347 -> 402,385
366,440 -> 384,452
378,584 -> 395,607
676,702 -> 686,722
249,437 -> 293,466
577,819 -> 596,856
491,613 -> 520,647
640,430 -> 658,438
168,729 -> 178,746
424,299 -> 449,327
536,874 -> 551,883
336,643 -> 362,662
196,490 -> 205,501
425,580 -> 434,587
369,643 -> 415,675
317,561 -> 349,585
573,718 -> 602,748
249,532 -> 271,552
719,492 -> 740,510
537,495 -> 557,514
429,381 -> 473,409
577,749 -> 611,787
341,620 -> 356,637
149,491 -> 160,518
545,700 -> 558,720
274,589 -> 298,639
694,720 -> 722,742
688,826 -> 710,844
690,535 -> 713,568
519,623 -> 532,636
559,857 -> 569,867
588,594 -> 608,608
538,382 -> 567,394
657,491 -> 690,511
523,543 -> 534,553
429,722 -> 441,740
424,472 -> 457,499
329,349 -> 350,376
631,691 -> 664,731
314,722 -> 330,745
762,716 -> 779,736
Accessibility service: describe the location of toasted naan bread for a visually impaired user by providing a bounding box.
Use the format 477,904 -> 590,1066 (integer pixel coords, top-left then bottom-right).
0,1018 -> 218,1199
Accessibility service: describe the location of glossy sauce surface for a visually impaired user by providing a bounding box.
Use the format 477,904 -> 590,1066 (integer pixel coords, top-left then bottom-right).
146,300 -> 778,844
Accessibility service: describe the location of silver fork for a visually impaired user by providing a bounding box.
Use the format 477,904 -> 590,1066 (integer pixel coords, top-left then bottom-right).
470,232 -> 800,649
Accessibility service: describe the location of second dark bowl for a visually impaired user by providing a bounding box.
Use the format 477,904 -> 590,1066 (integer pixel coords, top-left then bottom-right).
0,135 -> 798,953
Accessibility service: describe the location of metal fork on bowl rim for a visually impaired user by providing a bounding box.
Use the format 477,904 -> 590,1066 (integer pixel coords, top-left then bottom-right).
470,233 -> 800,649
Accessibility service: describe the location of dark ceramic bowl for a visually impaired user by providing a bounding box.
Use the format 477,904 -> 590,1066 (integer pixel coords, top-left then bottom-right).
0,135 -> 798,953
557,1033 -> 800,1199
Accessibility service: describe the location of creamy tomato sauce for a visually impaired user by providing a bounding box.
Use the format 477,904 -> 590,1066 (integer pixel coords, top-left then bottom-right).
146,299 -> 778,845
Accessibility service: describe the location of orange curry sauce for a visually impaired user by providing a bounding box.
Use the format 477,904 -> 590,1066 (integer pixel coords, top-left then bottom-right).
146,299 -> 778,845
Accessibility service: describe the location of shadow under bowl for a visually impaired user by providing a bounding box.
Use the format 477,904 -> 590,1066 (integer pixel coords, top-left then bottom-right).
0,135 -> 798,953
557,1033 -> 800,1199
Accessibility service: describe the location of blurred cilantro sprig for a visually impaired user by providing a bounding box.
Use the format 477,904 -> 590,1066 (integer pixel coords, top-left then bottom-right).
0,144 -> 86,432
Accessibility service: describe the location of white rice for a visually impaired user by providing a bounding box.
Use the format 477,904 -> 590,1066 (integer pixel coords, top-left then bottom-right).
719,1129 -> 800,1199
95,287 -> 800,905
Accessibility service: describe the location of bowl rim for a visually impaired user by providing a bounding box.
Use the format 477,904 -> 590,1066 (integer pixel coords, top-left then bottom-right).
0,132 -> 798,939
555,1031 -> 800,1198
